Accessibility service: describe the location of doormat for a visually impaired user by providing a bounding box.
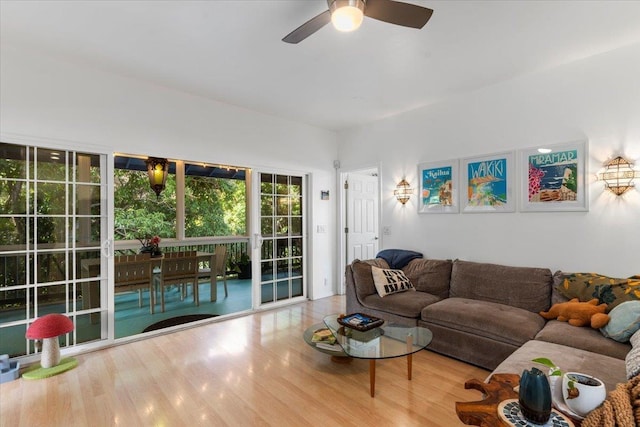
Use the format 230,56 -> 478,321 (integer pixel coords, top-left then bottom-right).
143,314 -> 218,333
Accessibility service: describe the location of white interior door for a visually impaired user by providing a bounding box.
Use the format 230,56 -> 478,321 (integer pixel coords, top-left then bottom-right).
345,173 -> 379,264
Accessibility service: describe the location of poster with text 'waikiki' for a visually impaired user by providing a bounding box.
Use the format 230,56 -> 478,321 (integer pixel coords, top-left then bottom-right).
462,152 -> 515,212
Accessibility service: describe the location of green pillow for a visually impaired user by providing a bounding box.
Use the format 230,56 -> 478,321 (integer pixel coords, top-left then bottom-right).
557,273 -> 640,311
601,301 -> 640,342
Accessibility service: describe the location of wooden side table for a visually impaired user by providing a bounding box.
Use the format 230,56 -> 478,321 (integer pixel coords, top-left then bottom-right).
456,373 -> 578,427
456,373 -> 520,426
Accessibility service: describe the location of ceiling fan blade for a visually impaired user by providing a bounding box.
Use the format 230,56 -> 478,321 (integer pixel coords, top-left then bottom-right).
364,0 -> 433,29
282,9 -> 332,44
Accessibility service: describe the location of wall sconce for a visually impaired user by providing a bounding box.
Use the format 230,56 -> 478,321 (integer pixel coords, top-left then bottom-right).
597,156 -> 639,196
394,179 -> 413,204
145,157 -> 169,199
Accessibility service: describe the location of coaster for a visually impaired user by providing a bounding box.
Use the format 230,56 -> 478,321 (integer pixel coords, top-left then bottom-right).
498,399 -> 574,427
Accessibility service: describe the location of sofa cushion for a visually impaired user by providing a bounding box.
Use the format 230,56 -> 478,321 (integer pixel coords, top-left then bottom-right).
449,260 -> 552,313
371,266 -> 415,297
556,272 -> 640,311
535,320 -> 631,360
402,258 -> 452,300
422,298 -> 546,347
362,291 -> 440,319
601,301 -> 640,342
492,340 -> 626,393
350,259 -> 389,301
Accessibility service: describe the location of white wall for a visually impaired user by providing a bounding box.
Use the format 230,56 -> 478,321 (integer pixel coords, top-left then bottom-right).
0,45 -> 339,299
338,43 -> 640,277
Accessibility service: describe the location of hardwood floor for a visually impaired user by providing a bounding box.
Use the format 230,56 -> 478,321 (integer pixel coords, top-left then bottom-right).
0,296 -> 488,426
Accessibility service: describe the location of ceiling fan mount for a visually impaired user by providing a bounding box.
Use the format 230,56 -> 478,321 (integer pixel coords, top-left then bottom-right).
282,0 -> 433,44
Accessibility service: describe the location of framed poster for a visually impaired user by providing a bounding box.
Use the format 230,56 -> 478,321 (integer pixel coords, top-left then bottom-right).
418,159 -> 459,213
461,151 -> 515,213
520,141 -> 588,212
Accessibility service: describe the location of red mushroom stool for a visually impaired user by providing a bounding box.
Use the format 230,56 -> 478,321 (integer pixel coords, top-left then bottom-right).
22,313 -> 78,379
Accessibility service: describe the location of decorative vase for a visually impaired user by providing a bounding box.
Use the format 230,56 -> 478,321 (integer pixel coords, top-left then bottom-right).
519,367 -> 552,424
562,372 -> 606,418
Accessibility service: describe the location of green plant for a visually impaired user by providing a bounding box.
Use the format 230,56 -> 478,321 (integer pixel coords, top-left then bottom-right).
532,357 -> 577,395
532,357 -> 562,377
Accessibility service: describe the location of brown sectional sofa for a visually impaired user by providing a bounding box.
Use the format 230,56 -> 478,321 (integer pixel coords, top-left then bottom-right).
346,257 -> 631,392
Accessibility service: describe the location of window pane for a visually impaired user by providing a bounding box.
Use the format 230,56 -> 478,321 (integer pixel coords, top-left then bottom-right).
276,196 -> 289,216
261,195 -> 273,216
73,218 -> 102,247
0,218 -> 26,249
0,143 -> 27,179
276,217 -> 288,236
36,252 -> 67,284
276,280 -> 289,300
290,176 -> 302,195
0,287 -> 28,321
75,153 -> 101,184
75,313 -> 102,344
75,184 -> 101,215
292,278 -> 303,298
261,261 -> 274,281
261,217 -> 273,237
0,180 -> 27,214
0,323 -> 27,357
291,197 -> 301,215
261,283 -> 274,304
291,217 -> 301,236
35,148 -> 67,181
37,283 -> 67,307
276,175 -> 288,194
276,238 -> 288,259
35,183 -> 67,215
260,174 -> 273,194
36,217 -> 66,247
75,251 -> 102,280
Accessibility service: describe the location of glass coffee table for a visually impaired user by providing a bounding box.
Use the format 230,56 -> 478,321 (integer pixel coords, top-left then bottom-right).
323,314 -> 433,397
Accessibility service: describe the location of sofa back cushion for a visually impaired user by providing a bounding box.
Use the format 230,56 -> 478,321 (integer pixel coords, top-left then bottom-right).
402,258 -> 452,300
449,260 -> 552,313
350,259 -> 390,301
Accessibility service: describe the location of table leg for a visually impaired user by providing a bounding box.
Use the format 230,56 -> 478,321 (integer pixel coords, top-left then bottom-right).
370,359 -> 376,397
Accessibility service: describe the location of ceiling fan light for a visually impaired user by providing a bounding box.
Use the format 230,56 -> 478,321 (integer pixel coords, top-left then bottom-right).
330,1 -> 364,32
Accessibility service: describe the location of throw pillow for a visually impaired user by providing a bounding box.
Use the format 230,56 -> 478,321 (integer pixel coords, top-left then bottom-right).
626,345 -> 640,379
632,329 -> 640,348
556,273 -> 640,311
601,301 -> 640,342
371,266 -> 415,297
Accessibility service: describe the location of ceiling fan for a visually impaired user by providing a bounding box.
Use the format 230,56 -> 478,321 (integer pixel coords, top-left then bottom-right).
282,0 -> 433,44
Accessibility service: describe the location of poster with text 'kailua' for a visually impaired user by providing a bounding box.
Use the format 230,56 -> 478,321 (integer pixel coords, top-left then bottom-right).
422,166 -> 453,207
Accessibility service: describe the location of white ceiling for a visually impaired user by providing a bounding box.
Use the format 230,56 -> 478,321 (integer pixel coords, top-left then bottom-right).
2,1 -> 640,131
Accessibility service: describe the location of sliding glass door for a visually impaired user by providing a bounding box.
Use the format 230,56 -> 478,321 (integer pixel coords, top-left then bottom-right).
0,141 -> 110,358
256,172 -> 306,306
